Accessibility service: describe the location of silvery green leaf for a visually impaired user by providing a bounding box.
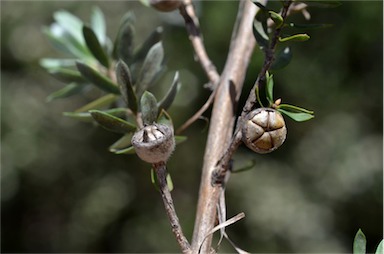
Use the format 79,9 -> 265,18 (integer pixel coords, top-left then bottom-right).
109,133 -> 134,152
76,61 -> 120,94
74,94 -> 118,113
40,58 -> 77,69
46,83 -> 85,102
90,109 -> 136,133
253,14 -> 269,51
132,26 -> 163,63
375,240 -> 383,254
47,68 -> 85,83
53,10 -> 85,44
64,108 -> 127,122
90,6 -> 106,45
116,60 -> 138,113
113,146 -> 136,154
353,229 -> 366,254
83,25 -> 110,68
140,91 -> 158,125
157,71 -> 180,111
113,11 -> 135,63
136,42 -> 164,98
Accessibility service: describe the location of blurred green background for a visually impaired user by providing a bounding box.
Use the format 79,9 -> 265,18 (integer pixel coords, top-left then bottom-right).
1,1 -> 382,253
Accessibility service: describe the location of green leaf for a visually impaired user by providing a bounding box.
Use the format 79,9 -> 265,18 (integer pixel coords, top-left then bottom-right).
74,94 -> 118,112
140,91 -> 158,125
157,71 -> 180,111
278,108 -> 314,122
157,109 -> 173,127
109,133 -> 134,152
278,103 -> 314,114
353,229 -> 366,254
40,58 -> 77,69
83,25 -> 110,68
251,1 -> 268,11
53,10 -> 85,45
265,72 -> 274,104
47,68 -> 86,83
90,6 -> 106,45
76,61 -> 120,94
63,108 -> 127,122
375,240 -> 383,254
175,135 -> 187,145
42,26 -> 90,59
114,146 -> 136,154
116,60 -> 138,113
150,168 -> 173,192
132,26 -> 163,63
46,83 -> 85,102
253,17 -> 269,51
89,109 -> 136,133
166,173 -> 174,192
279,34 -> 310,42
254,85 -> 264,107
113,11 -> 135,63
136,42 -> 164,98
301,1 -> 341,8
269,11 -> 283,28
271,46 -> 293,70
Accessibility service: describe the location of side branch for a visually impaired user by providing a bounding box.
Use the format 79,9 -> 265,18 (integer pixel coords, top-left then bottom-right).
153,162 -> 191,254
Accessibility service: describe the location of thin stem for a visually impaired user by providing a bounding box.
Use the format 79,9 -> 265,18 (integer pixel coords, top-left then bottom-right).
179,0 -> 220,88
153,162 -> 191,254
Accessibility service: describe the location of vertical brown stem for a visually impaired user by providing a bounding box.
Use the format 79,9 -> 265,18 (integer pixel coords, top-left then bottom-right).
190,1 -> 263,253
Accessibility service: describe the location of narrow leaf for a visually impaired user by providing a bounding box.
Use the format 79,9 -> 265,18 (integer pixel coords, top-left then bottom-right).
251,1 -> 268,10
64,108 -> 127,122
269,11 -> 283,28
140,91 -> 158,125
113,11 -> 135,63
46,83 -> 85,102
132,26 -> 163,63
136,42 -> 164,98
253,18 -> 269,50
279,33 -> 310,42
353,229 -> 367,254
53,10 -> 85,44
109,133 -> 134,152
47,68 -> 85,83
116,60 -> 138,113
166,173 -> 174,192
278,108 -> 314,122
89,109 -> 136,133
157,71 -> 180,111
83,25 -> 110,68
74,94 -> 118,112
278,103 -> 314,114
271,46 -> 292,70
40,58 -> 77,69
175,135 -> 187,145
76,61 -> 120,94
114,146 -> 136,154
90,6 -> 106,45
265,72 -> 274,104
288,23 -> 333,29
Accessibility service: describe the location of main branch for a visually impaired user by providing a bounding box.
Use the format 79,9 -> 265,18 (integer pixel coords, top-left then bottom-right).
190,1 -> 265,253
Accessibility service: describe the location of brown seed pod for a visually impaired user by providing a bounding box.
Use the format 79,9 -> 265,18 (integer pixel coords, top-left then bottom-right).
242,108 -> 287,154
131,123 -> 175,163
150,0 -> 181,12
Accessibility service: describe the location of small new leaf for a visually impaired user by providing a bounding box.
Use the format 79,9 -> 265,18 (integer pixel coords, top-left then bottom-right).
90,6 -> 106,45
46,83 -> 85,102
269,11 -> 283,28
76,61 -> 120,94
353,229 -> 366,254
265,72 -> 274,105
278,109 -> 314,122
83,25 -> 110,68
140,91 -> 158,125
279,34 -> 310,42
90,109 -> 136,133
116,60 -> 138,113
375,240 -> 383,254
109,133 -> 134,152
113,11 -> 135,63
157,109 -> 173,127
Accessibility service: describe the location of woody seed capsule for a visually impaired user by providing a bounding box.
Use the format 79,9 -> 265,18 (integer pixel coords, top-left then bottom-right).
242,108 -> 287,154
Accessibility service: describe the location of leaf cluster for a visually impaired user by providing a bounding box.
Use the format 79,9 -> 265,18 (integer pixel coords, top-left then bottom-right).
40,7 -> 186,155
